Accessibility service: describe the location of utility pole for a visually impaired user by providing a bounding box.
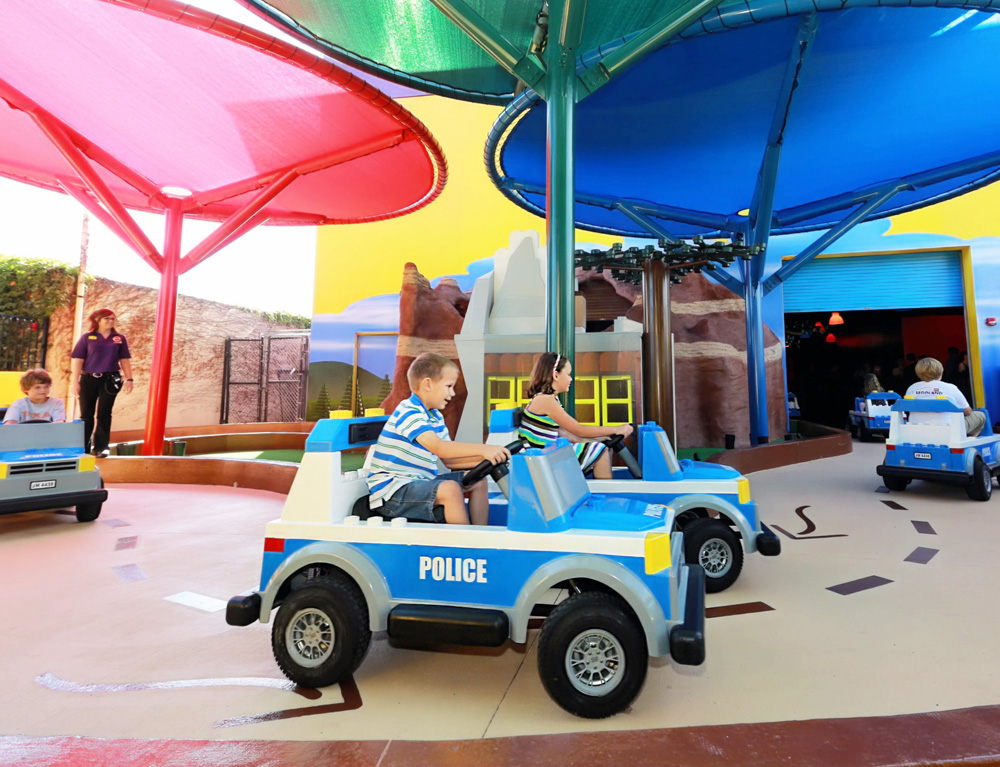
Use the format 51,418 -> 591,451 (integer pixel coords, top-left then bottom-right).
68,214 -> 88,421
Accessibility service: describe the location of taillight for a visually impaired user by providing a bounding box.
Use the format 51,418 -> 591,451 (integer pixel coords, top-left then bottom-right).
264,538 -> 285,553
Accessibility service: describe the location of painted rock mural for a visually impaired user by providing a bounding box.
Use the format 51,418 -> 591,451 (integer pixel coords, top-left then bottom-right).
388,264 -> 785,448
381,263 -> 469,437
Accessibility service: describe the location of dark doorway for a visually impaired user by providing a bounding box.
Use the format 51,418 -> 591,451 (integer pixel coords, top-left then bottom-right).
785,308 -> 969,428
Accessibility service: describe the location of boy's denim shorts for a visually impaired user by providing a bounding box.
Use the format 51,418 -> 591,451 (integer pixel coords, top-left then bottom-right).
378,471 -> 466,523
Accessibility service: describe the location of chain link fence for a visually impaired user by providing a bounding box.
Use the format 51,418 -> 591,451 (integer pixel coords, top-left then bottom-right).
0,314 -> 48,371
221,333 -> 309,423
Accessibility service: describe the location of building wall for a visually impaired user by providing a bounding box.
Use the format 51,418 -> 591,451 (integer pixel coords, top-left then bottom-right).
45,277 -> 304,431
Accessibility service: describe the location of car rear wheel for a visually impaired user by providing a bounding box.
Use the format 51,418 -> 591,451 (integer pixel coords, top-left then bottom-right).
537,592 -> 647,719
75,501 -> 103,522
272,572 -> 371,688
966,457 -> 993,502
883,474 -> 908,492
683,517 -> 743,593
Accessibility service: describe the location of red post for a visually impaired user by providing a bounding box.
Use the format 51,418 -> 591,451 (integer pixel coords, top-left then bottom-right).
142,198 -> 183,456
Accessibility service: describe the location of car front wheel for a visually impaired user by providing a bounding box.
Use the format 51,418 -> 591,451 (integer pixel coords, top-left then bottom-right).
683,517 -> 743,593
537,592 -> 647,719
271,572 -> 371,688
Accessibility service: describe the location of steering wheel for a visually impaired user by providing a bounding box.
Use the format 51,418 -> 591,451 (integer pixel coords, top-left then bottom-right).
462,440 -> 524,488
602,431 -> 643,479
604,433 -> 626,452
19,419 -> 51,425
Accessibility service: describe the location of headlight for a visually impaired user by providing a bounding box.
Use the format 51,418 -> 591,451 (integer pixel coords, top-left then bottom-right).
0,463 -> 7,479
644,532 -> 671,574
78,455 -> 96,472
737,477 -> 751,504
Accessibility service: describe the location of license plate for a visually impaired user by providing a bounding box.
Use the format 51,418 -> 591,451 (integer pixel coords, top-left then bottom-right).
913,452 -> 932,460
29,480 -> 56,490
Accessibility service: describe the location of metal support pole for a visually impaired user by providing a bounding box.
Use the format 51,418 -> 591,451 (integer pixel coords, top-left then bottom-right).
744,255 -> 769,445
642,259 -> 675,445
545,0 -> 583,415
142,199 -> 183,456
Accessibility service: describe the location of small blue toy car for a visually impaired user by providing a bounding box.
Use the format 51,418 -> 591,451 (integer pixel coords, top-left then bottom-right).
876,397 -> 999,501
488,409 -> 780,593
227,416 -> 706,719
848,391 -> 900,441
0,421 -> 106,521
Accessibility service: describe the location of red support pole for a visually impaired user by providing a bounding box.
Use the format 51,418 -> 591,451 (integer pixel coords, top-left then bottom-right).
142,198 -> 183,456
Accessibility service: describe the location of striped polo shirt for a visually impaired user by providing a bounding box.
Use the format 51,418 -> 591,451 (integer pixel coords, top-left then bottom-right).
366,393 -> 451,507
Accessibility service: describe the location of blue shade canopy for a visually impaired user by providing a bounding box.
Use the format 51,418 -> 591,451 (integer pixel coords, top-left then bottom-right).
488,0 -> 1000,238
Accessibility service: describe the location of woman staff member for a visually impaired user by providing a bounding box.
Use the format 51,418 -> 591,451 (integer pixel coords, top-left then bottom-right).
70,308 -> 134,457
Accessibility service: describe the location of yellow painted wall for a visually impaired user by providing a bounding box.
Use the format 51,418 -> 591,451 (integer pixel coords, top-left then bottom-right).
314,96 -> 618,315
889,182 -> 1000,239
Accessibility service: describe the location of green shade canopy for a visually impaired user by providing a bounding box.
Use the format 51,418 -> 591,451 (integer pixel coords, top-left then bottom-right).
238,0 -> 708,104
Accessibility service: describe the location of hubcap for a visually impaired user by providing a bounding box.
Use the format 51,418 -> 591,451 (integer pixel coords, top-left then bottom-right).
699,538 -> 732,576
286,608 -> 334,668
565,629 -> 625,696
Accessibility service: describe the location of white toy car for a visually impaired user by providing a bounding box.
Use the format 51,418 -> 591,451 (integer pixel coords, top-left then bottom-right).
876,398 -> 999,501
0,421 -> 106,521
848,391 -> 900,441
488,409 -> 780,593
227,416 -> 705,718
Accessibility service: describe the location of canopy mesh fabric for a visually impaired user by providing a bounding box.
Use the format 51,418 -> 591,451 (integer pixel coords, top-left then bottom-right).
490,2 -> 1000,237
0,0 -> 446,225
239,0 -> 709,103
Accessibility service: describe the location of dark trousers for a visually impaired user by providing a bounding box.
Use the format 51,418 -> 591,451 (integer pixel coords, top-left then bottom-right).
78,374 -> 120,453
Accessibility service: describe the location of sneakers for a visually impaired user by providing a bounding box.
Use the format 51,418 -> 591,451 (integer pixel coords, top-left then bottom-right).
93,448 -> 111,458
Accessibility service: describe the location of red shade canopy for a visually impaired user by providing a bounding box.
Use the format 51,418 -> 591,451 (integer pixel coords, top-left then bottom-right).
0,0 -> 446,226
0,0 -> 449,457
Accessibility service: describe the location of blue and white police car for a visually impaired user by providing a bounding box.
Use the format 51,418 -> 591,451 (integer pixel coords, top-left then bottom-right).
0,421 -> 106,521
227,416 -> 705,719
488,409 -> 780,593
876,397 -> 999,501
848,391 -> 900,441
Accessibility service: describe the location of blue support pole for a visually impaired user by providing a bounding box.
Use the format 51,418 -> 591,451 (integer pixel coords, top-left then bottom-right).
615,202 -> 679,243
742,15 -> 817,445
744,262 -> 769,445
763,183 -> 905,293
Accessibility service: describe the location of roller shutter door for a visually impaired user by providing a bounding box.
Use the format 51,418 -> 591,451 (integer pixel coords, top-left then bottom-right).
782,250 -> 962,312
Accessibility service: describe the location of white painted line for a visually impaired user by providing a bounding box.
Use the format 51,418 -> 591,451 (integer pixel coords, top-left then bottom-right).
164,591 -> 228,613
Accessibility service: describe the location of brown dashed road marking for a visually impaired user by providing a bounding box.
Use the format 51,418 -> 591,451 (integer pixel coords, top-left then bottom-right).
827,575 -> 893,595
911,520 -> 936,535
706,602 -> 774,619
114,536 -> 138,551
112,564 -> 147,583
904,547 -> 939,564
881,500 -> 907,510
214,675 -> 362,728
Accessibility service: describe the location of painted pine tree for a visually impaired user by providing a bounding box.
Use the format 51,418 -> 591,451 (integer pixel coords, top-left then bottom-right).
311,383 -> 332,420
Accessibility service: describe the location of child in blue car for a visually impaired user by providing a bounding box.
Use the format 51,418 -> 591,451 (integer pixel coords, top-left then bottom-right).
906,357 -> 985,437
366,353 -> 510,525
3,369 -> 66,425
519,351 -> 633,479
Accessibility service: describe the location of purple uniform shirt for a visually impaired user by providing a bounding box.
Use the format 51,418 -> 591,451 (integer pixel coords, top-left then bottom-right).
71,331 -> 131,374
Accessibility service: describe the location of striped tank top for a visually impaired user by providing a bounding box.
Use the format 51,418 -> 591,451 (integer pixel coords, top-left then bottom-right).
518,407 -> 606,474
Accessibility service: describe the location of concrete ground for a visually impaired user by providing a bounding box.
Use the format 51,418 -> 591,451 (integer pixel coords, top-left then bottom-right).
1,441 -> 999,765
